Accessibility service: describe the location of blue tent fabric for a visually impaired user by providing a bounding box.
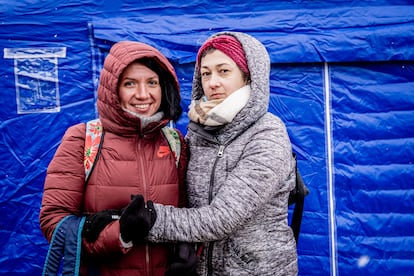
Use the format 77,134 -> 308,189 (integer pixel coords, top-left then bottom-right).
0,1 -> 413,275
91,5 -> 414,63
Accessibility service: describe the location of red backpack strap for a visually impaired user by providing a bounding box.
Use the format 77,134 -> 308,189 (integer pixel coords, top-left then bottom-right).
84,118 -> 104,183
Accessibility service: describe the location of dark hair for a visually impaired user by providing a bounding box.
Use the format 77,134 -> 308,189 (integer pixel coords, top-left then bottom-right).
130,57 -> 182,121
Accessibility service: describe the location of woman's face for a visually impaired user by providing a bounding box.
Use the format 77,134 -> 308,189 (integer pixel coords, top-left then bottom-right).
200,49 -> 246,101
118,62 -> 162,117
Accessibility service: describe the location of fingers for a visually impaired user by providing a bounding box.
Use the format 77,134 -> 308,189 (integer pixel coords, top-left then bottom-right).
146,200 -> 155,210
82,210 -> 121,242
178,244 -> 190,259
127,194 -> 145,210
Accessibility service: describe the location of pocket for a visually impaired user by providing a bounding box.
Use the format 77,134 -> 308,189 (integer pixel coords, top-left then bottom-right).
223,239 -> 256,275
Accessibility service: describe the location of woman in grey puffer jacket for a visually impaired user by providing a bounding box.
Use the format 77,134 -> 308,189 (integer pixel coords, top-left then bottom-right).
148,31 -> 298,275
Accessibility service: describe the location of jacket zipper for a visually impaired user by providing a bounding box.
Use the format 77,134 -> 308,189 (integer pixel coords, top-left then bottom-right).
137,137 -> 151,276
207,144 -> 225,276
208,145 -> 224,202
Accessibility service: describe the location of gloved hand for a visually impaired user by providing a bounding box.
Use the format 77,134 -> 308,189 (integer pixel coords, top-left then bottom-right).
165,242 -> 198,276
82,209 -> 121,242
119,194 -> 157,244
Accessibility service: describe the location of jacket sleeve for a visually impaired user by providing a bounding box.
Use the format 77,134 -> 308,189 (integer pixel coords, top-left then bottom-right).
148,118 -> 294,243
82,220 -> 130,256
39,123 -> 87,242
39,123 -> 128,257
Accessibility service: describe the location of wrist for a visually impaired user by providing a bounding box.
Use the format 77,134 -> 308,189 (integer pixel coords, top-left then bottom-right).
119,234 -> 133,249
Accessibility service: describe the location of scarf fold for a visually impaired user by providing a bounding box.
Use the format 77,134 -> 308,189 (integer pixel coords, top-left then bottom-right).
188,85 -> 251,126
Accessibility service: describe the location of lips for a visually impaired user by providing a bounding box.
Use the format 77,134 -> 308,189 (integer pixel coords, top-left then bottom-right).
210,93 -> 224,99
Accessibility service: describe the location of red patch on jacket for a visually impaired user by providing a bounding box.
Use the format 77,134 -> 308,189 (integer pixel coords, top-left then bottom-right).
157,145 -> 171,158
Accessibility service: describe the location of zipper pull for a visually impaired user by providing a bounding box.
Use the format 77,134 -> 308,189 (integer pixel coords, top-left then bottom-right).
217,145 -> 225,157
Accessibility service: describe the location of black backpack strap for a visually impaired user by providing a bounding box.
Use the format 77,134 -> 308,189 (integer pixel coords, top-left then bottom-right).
290,153 -> 307,244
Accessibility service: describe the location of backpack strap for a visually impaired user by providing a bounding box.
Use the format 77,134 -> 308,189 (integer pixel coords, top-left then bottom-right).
84,119 -> 104,184
42,215 -> 86,276
161,126 -> 181,167
84,121 -> 181,184
290,152 -> 309,244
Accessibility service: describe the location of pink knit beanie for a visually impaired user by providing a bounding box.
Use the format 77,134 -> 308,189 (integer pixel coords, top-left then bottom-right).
197,35 -> 249,76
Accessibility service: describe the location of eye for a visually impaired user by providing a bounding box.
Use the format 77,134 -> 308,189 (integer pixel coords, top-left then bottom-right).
219,68 -> 230,74
148,79 -> 159,87
124,80 -> 135,87
201,71 -> 210,78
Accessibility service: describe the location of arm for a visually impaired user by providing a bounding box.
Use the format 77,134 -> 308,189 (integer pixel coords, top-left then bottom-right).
148,118 -> 294,243
39,123 -> 128,256
39,123 -> 87,241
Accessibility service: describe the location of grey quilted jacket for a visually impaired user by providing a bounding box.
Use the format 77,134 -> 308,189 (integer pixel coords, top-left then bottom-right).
148,31 -> 298,276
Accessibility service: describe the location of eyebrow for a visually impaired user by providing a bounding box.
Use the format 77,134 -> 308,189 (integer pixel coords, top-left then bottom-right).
201,63 -> 231,69
122,75 -> 159,80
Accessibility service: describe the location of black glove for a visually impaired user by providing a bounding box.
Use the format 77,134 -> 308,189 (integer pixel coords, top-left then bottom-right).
119,194 -> 157,244
165,243 -> 198,276
82,209 -> 121,242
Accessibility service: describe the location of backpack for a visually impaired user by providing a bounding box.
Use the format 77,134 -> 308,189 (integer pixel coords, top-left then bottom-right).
42,215 -> 85,276
83,118 -> 181,184
289,152 -> 310,244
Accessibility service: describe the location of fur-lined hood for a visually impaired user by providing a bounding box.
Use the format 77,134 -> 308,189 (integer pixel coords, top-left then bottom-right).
191,31 -> 271,142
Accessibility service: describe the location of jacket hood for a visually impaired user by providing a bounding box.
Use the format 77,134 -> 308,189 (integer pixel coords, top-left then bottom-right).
191,32 -> 271,141
97,41 -> 181,135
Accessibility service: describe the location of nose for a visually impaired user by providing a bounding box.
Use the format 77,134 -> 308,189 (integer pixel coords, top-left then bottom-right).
207,73 -> 220,88
134,83 -> 149,98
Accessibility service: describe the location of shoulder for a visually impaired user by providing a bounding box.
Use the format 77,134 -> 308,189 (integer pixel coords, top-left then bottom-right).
62,122 -> 87,141
247,113 -> 289,138
242,113 -> 292,159
51,123 -> 88,161
260,112 -> 287,128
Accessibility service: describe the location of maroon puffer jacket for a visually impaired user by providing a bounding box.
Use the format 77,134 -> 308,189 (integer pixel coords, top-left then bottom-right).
40,41 -> 188,276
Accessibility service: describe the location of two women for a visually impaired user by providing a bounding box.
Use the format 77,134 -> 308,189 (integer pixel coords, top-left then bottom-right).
40,31 -> 298,275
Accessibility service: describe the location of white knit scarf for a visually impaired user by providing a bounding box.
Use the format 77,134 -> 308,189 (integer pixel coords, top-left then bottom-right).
188,85 -> 251,126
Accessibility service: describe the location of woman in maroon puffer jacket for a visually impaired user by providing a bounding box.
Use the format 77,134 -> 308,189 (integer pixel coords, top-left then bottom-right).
39,41 -> 190,275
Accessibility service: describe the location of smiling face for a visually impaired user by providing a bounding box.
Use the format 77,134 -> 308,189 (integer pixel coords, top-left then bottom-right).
118,62 -> 162,117
200,49 -> 246,101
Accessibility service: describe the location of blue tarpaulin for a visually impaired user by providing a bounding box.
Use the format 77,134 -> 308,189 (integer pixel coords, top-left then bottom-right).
0,1 -> 413,275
